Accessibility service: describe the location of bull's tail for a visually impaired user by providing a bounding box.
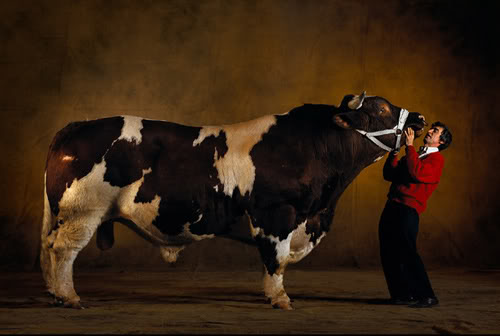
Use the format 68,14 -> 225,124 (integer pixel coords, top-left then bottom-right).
40,172 -> 56,295
41,173 -> 54,239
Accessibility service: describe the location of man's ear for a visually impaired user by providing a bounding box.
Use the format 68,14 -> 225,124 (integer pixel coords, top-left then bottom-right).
333,113 -> 352,129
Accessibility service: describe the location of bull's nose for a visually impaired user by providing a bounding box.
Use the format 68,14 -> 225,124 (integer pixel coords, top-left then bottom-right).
418,115 -> 428,126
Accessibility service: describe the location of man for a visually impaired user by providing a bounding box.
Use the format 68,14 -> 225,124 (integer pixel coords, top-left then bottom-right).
379,121 -> 452,308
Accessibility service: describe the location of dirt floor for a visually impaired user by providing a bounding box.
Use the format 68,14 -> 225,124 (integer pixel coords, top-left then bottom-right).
0,267 -> 499,334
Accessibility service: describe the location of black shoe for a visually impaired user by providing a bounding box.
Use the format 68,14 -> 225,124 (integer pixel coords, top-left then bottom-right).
409,297 -> 439,308
389,297 -> 417,305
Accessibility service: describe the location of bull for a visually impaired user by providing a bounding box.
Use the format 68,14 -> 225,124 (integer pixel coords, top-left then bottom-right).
40,91 -> 426,309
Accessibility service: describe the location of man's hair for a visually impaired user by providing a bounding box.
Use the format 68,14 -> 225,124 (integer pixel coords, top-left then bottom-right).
432,121 -> 452,151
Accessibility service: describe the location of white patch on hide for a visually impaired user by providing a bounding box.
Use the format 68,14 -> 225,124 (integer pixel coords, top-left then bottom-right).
58,161 -> 174,252
247,212 -> 261,238
193,213 -> 203,224
289,221 -> 326,263
116,168 -> 162,234
62,155 -> 75,161
268,231 -> 293,265
58,161 -> 120,223
117,115 -> 143,144
194,115 -> 277,197
248,215 -> 295,266
192,127 -> 221,147
53,160 -> 122,300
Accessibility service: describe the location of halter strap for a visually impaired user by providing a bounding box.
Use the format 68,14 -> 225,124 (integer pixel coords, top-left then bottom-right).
355,109 -> 409,152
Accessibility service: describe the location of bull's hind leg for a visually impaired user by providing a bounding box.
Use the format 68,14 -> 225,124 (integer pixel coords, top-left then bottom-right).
40,239 -> 56,297
46,212 -> 103,309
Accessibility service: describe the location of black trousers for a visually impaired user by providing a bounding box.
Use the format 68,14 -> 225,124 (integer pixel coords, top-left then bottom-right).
378,200 -> 436,300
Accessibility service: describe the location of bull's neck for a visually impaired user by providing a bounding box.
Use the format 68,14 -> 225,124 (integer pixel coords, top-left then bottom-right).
326,129 -> 388,189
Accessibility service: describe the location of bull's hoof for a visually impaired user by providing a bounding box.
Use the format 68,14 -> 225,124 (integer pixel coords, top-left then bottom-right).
54,297 -> 64,307
272,301 -> 294,310
64,300 -> 85,309
53,297 -> 85,309
45,290 -> 56,298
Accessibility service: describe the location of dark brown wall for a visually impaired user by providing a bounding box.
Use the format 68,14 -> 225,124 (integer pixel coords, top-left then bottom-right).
1,0 -> 499,271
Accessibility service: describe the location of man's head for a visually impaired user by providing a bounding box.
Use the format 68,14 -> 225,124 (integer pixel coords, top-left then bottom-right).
424,121 -> 452,151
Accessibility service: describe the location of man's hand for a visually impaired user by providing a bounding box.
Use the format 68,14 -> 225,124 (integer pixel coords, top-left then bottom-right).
404,128 -> 415,147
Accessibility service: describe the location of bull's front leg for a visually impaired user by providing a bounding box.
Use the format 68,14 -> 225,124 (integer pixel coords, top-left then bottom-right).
248,206 -> 296,310
259,239 -> 293,310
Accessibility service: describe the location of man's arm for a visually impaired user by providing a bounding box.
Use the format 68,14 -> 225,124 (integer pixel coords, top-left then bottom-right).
405,146 -> 444,183
382,151 -> 399,182
403,128 -> 443,183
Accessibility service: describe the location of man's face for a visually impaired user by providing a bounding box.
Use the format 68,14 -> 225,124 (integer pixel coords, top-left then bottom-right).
423,126 -> 444,147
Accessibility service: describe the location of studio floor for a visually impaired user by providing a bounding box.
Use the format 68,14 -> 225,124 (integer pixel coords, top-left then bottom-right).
0,267 -> 499,334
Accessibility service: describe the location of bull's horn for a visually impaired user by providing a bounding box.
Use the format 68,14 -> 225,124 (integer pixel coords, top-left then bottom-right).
348,91 -> 366,110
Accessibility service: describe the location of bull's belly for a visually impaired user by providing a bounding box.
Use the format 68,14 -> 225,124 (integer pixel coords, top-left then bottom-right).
54,159 -> 327,253
55,161 -> 243,247
116,191 -> 246,246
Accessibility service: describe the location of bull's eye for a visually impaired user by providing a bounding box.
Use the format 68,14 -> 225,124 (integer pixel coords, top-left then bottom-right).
379,108 -> 384,114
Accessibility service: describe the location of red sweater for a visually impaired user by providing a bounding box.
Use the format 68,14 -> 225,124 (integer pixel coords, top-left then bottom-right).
383,145 -> 444,214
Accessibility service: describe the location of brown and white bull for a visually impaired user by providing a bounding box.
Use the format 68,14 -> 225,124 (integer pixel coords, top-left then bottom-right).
41,92 -> 426,309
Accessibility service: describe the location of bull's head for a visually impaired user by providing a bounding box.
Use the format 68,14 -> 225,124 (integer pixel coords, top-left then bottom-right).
334,91 -> 427,152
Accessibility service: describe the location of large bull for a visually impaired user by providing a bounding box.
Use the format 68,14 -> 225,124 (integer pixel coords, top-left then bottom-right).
41,92 -> 426,309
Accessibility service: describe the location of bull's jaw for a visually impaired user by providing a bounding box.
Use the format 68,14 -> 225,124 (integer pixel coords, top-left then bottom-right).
407,113 -> 427,138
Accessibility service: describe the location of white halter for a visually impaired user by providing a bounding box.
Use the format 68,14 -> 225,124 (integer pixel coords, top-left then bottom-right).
355,108 -> 409,152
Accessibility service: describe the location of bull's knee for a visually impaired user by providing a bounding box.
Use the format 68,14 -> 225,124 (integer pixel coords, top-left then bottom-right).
51,217 -> 95,252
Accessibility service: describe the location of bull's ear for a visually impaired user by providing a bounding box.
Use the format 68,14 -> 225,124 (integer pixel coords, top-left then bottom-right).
333,113 -> 352,129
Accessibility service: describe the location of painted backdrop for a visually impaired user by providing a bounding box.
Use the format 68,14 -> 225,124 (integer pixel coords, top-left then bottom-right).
1,0 -> 498,270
